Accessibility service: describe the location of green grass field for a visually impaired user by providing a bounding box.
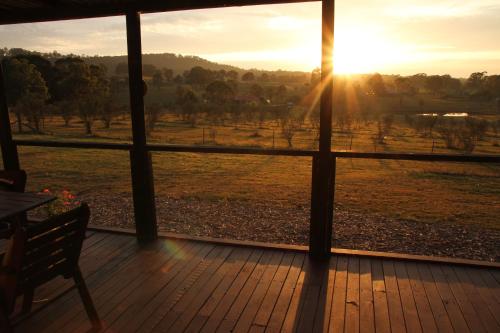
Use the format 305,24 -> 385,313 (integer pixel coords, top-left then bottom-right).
7,109 -> 500,230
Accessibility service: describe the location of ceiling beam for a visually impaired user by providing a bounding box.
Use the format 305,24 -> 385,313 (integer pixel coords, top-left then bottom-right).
0,0 -> 318,25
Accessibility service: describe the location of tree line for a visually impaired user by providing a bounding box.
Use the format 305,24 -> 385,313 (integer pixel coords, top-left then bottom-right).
1,48 -> 499,150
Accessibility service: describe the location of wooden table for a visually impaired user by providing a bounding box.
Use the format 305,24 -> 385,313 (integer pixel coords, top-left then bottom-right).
0,191 -> 56,238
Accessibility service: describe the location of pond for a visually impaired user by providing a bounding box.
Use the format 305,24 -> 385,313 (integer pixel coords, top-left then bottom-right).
417,112 -> 469,117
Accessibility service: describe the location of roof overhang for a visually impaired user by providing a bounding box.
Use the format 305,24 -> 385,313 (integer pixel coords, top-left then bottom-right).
0,0 -> 317,25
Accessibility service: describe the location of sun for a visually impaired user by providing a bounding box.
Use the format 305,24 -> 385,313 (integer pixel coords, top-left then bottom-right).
289,25 -> 406,75
333,26 -> 404,74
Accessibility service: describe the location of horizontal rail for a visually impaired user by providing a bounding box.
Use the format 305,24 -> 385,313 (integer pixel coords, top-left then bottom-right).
14,140 -> 132,150
146,144 -> 315,156
333,151 -> 500,163
13,139 -> 500,162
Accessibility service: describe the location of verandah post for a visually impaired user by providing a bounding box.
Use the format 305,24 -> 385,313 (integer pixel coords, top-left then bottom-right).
126,11 -> 158,243
310,0 -> 335,258
0,63 -> 20,171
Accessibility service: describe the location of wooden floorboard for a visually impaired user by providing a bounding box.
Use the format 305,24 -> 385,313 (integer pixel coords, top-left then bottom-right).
405,262 -> 438,333
10,231 -> 500,333
371,259 -> 391,333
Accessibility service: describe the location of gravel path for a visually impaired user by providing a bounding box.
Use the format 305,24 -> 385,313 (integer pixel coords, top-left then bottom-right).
81,193 -> 500,262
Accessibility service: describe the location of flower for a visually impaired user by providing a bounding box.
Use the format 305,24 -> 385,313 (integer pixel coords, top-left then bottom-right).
43,188 -> 80,217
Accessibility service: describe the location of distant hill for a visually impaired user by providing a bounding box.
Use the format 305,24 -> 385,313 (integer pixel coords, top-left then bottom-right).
85,53 -> 243,76
1,47 -> 310,79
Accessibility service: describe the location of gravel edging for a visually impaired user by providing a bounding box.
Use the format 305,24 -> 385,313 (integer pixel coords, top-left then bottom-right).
79,192 -> 500,262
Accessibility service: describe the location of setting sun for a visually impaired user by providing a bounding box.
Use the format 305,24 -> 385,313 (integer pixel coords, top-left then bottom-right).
283,24 -> 408,75
333,25 -> 410,74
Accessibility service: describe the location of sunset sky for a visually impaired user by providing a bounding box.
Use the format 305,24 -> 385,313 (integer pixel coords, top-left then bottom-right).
0,0 -> 499,77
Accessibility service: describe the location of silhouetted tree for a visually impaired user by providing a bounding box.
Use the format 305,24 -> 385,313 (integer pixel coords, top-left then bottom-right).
175,86 -> 199,126
186,66 -> 214,86
115,62 -> 128,75
311,68 -> 321,86
367,73 -> 386,96
274,85 -> 287,103
151,70 -> 163,89
227,70 -> 238,81
250,83 -> 264,99
242,72 -> 255,81
466,72 -> 487,92
205,80 -> 234,104
142,64 -> 157,76
2,57 -> 49,133
281,118 -> 301,147
162,68 -> 174,83
259,73 -> 269,82
425,75 -> 444,95
146,103 -> 162,134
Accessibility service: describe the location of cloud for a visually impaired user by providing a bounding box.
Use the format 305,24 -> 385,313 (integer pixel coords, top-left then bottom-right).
0,1 -> 498,75
384,0 -> 500,19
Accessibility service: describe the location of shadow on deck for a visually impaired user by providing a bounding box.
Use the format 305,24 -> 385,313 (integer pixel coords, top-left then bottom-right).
12,231 -> 500,333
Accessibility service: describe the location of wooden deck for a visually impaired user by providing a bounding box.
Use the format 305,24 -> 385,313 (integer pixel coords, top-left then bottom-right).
10,231 -> 500,333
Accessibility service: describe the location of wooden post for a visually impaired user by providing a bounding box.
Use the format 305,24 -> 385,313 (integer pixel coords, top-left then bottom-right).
126,12 -> 158,243
310,0 -> 335,258
0,63 -> 20,171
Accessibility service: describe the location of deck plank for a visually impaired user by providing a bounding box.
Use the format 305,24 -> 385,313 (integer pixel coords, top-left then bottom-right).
416,262 -> 454,333
345,256 -> 360,333
215,250 -> 276,332
17,233 -> 139,333
440,265 -> 487,333
312,256 -> 337,333
9,231 -> 500,333
371,259 -> 390,333
382,260 -> 406,333
183,248 -> 256,333
477,269 -> 500,304
164,247 -> 246,332
230,250 -> 284,333
68,240 -> 200,333
464,266 -> 500,327
135,244 -> 221,333
295,258 -> 328,332
453,266 -> 500,332
328,255 -> 348,333
252,252 -> 294,328
405,262 -> 438,333
359,258 -> 375,333
199,250 -> 265,333
394,261 -> 422,333
93,241 -> 204,333
429,264 -> 471,333
265,253 -> 306,333
280,256 -> 311,333
121,242 -> 214,333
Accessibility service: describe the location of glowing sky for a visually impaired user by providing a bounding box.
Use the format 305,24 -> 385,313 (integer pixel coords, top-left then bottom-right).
0,0 -> 499,77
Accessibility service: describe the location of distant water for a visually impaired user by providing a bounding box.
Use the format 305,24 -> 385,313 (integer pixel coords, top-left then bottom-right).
417,112 -> 468,117
443,112 -> 468,117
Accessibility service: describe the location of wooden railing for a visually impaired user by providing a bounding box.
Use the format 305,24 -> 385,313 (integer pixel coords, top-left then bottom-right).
13,139 -> 500,163
12,139 -> 500,255
3,0 -> 500,257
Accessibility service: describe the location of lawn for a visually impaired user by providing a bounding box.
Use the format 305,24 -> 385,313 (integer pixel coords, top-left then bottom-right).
8,112 -> 500,231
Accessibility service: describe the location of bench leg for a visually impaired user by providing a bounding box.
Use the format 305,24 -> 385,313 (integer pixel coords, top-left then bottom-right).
21,288 -> 34,314
0,302 -> 13,333
73,267 -> 101,330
